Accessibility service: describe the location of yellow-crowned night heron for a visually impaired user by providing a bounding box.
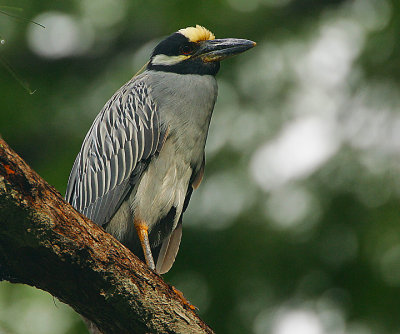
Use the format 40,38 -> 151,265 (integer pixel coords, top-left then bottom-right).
65,25 -> 255,274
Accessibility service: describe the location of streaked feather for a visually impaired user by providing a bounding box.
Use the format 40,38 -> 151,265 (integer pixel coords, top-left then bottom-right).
65,77 -> 166,226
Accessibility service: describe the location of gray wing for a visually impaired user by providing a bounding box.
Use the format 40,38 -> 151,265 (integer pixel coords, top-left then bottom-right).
65,78 -> 166,226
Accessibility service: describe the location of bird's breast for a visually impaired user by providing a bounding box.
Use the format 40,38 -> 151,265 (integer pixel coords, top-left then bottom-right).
129,71 -> 218,236
131,138 -> 197,230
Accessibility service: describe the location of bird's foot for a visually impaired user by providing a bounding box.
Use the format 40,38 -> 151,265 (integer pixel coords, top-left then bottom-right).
134,219 -> 156,271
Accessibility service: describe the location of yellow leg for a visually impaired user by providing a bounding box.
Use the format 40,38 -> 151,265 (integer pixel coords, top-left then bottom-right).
134,219 -> 155,271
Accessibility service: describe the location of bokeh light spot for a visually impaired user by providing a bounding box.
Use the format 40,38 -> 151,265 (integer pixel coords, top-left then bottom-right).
265,185 -> 320,233
272,309 -> 323,334
250,116 -> 340,191
27,12 -> 94,58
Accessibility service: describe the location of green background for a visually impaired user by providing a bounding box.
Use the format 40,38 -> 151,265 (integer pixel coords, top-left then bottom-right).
2,0 -> 400,333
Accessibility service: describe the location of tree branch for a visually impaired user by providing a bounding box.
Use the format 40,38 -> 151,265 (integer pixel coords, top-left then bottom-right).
0,137 -> 214,334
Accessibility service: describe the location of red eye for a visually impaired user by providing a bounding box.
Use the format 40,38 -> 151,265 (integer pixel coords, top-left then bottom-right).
181,44 -> 193,55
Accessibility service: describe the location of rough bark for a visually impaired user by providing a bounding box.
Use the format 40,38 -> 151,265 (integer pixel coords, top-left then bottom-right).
0,137 -> 214,334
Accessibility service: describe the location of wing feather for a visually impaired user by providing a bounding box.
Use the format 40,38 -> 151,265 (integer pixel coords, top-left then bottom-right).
136,122 -> 145,160
123,141 -> 134,178
109,154 -> 119,190
117,148 -> 126,185
104,159 -> 112,195
65,76 -> 166,226
89,166 -> 98,202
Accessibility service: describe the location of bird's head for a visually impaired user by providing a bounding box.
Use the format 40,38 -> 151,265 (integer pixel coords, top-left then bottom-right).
147,25 -> 256,76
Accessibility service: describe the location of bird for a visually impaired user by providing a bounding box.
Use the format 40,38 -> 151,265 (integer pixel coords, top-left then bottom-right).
65,25 -> 255,274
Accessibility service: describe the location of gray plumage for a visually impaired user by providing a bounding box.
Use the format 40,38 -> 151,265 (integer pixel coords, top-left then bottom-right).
66,70 -> 217,273
65,25 -> 255,280
66,76 -> 164,225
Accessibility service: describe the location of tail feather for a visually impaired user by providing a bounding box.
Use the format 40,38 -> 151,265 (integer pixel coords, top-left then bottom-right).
155,223 -> 182,274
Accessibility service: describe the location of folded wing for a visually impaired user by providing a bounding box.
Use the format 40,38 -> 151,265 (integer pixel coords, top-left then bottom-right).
65,79 -> 166,226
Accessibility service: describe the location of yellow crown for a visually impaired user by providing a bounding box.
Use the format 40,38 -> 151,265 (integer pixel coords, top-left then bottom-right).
178,25 -> 215,42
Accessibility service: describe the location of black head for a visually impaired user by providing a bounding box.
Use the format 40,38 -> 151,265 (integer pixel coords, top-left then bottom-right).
147,25 -> 256,76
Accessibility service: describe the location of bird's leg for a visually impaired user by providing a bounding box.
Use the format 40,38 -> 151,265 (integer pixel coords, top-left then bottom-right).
134,218 -> 155,270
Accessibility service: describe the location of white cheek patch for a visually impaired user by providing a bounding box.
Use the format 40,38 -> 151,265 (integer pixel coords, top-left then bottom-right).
151,54 -> 190,66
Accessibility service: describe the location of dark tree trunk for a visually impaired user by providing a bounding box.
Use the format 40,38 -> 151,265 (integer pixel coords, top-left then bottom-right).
0,137 -> 213,334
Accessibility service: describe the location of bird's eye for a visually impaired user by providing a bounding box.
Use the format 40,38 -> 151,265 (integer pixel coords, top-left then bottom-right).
181,44 -> 193,55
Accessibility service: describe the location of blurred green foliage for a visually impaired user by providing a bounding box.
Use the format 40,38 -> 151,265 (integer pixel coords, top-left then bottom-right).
2,0 -> 400,333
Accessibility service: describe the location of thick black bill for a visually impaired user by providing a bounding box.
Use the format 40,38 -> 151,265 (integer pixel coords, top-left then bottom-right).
196,38 -> 256,62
